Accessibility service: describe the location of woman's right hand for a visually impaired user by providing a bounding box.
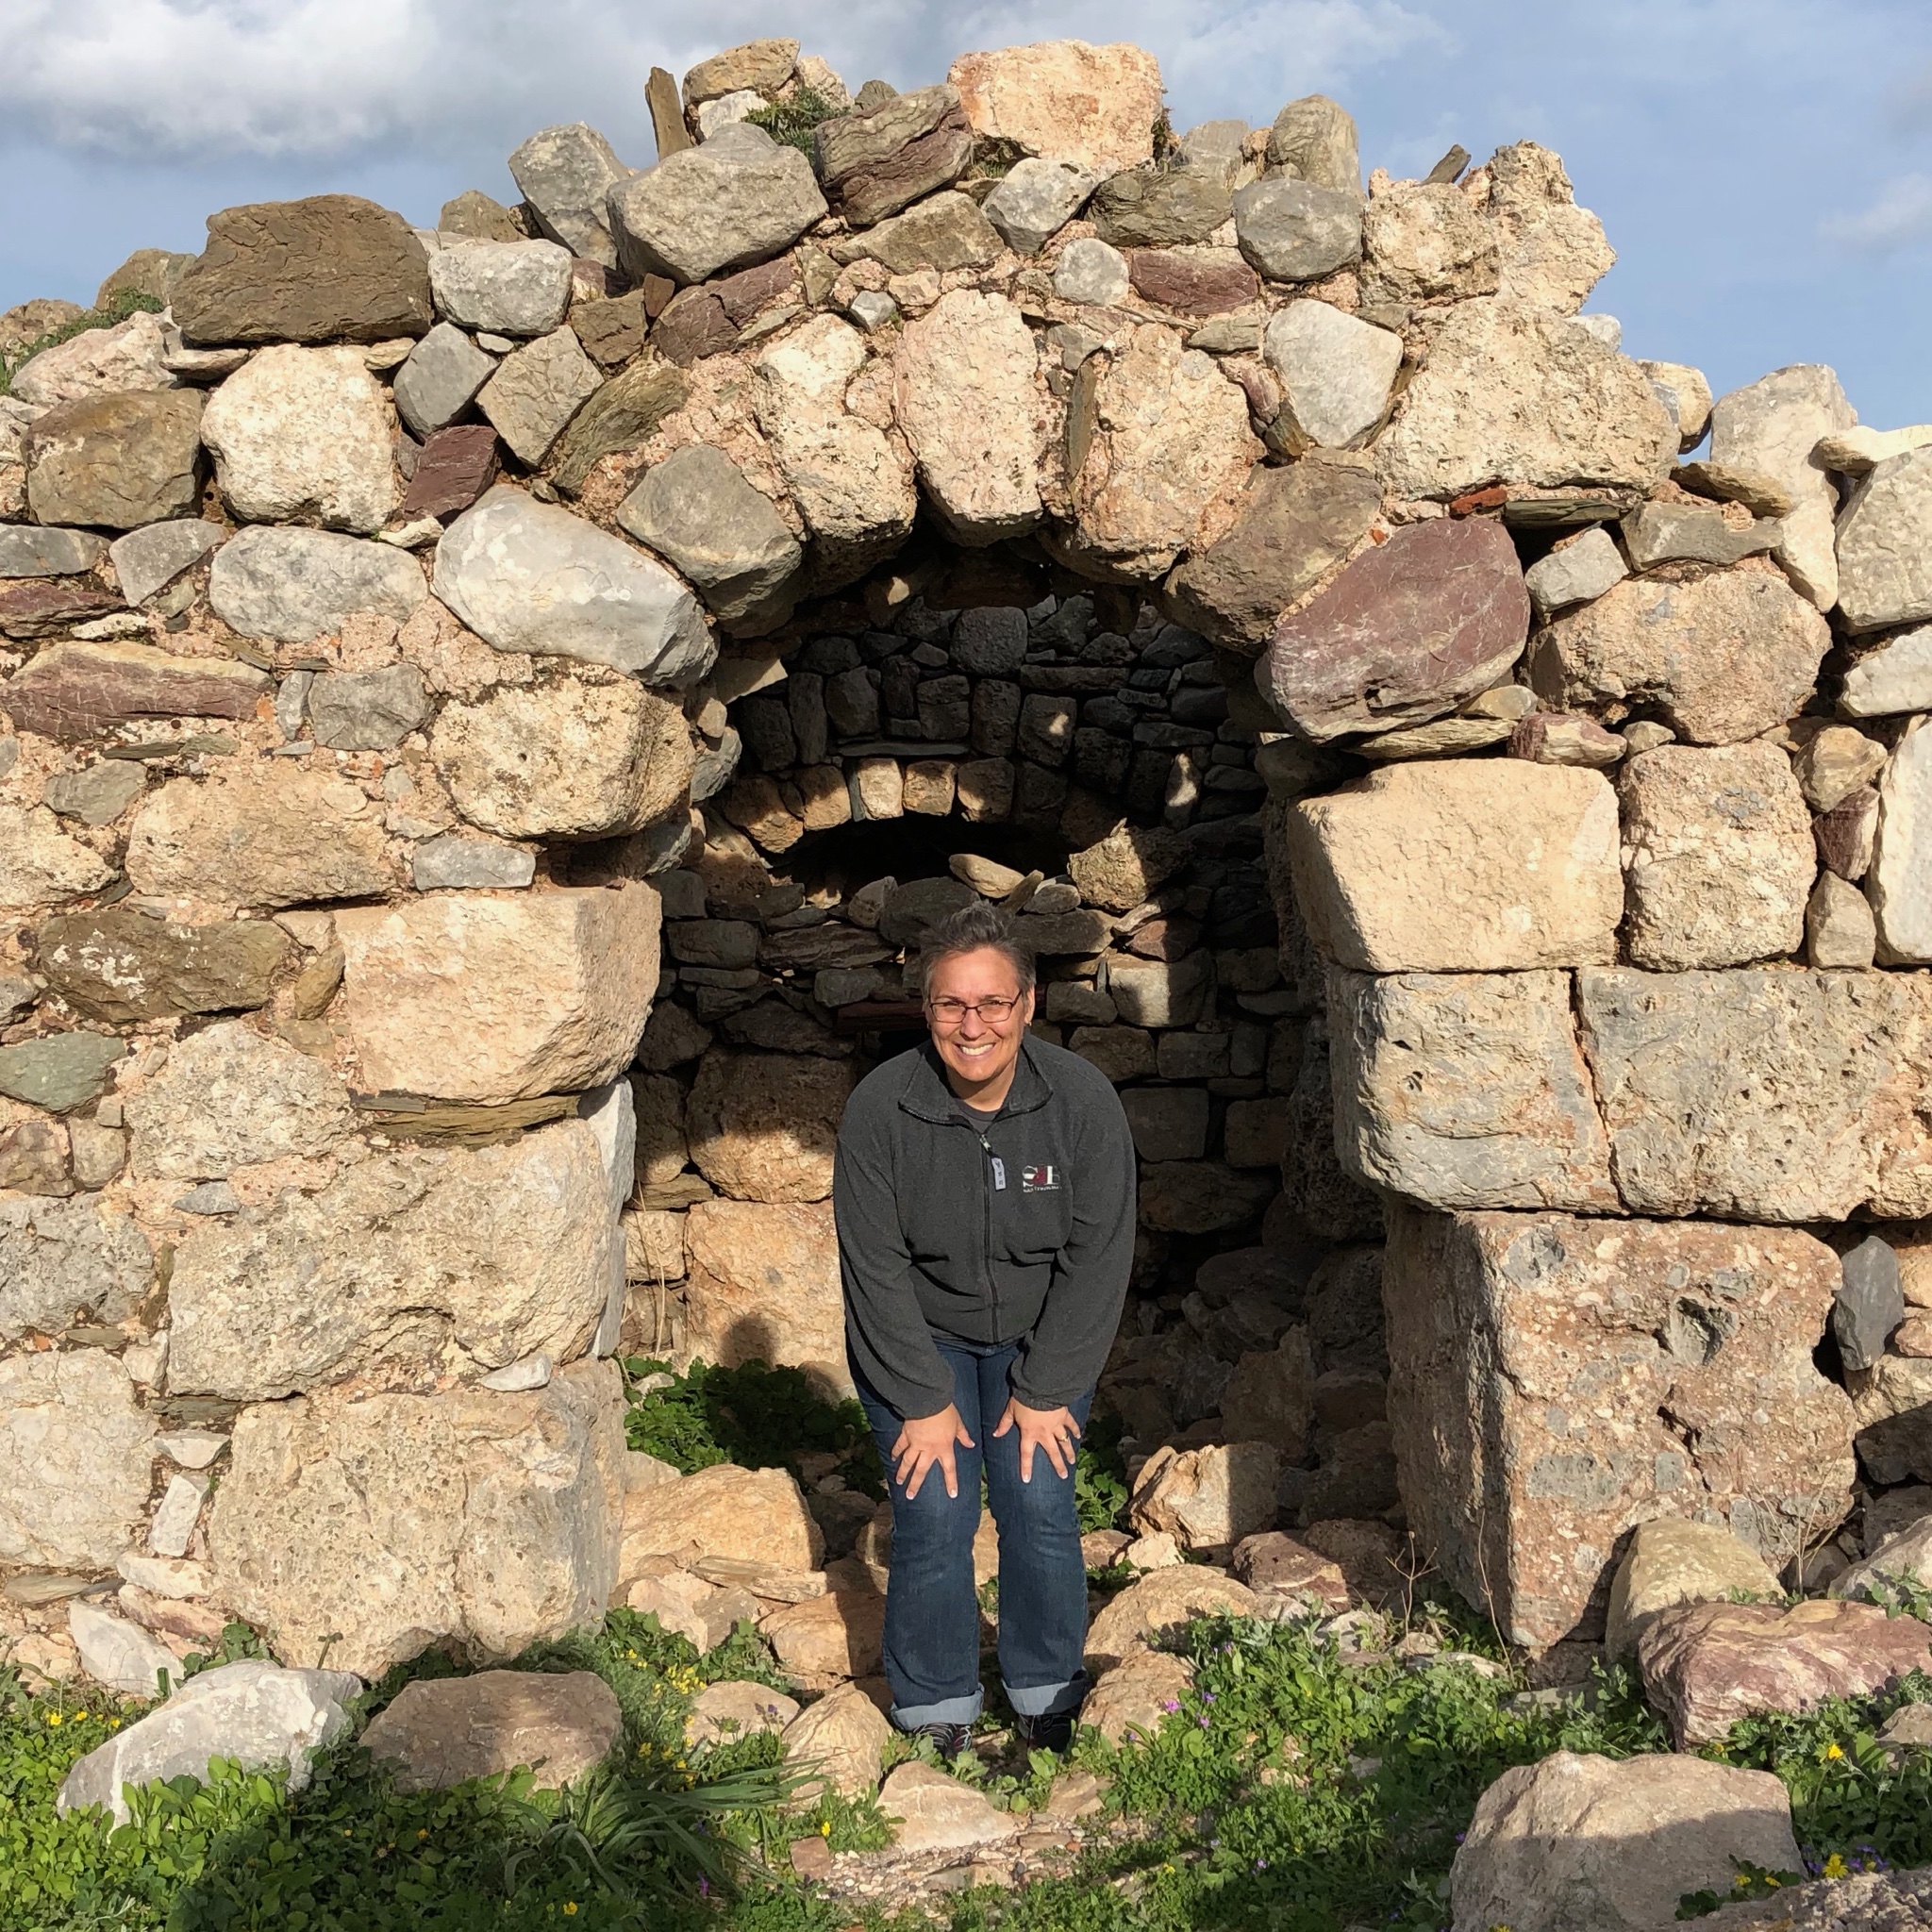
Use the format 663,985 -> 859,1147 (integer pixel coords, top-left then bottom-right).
891,1403 -> 974,1501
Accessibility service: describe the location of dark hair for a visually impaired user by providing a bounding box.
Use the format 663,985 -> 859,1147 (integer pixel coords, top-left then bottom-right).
921,900 -> 1036,993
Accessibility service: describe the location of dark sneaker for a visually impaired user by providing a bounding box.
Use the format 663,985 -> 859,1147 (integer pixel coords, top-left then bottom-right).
1015,1708 -> 1076,1756
908,1721 -> 972,1761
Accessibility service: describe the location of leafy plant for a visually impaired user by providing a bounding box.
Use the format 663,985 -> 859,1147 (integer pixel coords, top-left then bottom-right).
1074,1409 -> 1130,1533
0,289 -> 164,396
745,89 -> 838,156
1677,1857 -> 1805,1918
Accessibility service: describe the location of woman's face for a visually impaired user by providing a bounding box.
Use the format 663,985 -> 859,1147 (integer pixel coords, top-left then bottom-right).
924,945 -> 1035,1094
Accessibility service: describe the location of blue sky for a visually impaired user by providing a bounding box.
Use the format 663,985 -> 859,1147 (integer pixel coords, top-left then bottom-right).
2,0 -> 1928,427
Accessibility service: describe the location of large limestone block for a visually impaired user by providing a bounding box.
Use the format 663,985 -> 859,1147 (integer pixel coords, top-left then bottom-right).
0,1349 -> 155,1570
1385,1206 -> 1856,1649
892,291 -> 1049,545
946,42 -> 1165,175
334,887 -> 660,1104
1529,568 -> 1831,746
1359,181 -> 1499,308
1618,741 -> 1814,969
0,1195 -> 151,1341
753,315 -> 918,591
0,803 -> 115,907
1871,718 -> 1932,962
208,525 -> 426,642
0,639 -> 265,742
1604,1518 -> 1782,1662
620,1462 -> 822,1575
1451,1751 -> 1801,1932
171,193 -> 434,346
686,1049 -> 858,1203
1067,324 -> 1261,580
125,760 -> 393,908
1574,967 -> 1932,1222
1480,141 -> 1617,315
1838,445 -> 1932,633
434,488 -> 711,687
1329,969 -> 1616,1210
1259,515 -> 1528,741
432,677 -> 695,841
681,1199 -> 848,1395
199,345 -> 397,532
24,390 -> 206,529
1374,297 -> 1676,501
208,1360 -> 626,1679
1287,760 -> 1622,972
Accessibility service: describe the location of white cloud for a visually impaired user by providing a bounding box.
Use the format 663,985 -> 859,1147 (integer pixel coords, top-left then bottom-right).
1825,172 -> 1932,255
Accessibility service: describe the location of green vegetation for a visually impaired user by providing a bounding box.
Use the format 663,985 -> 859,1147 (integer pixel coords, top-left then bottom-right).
745,90 -> 838,157
0,289 -> 164,397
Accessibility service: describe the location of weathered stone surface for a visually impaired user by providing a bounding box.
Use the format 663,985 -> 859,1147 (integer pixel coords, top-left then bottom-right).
199,344 -> 396,532
1386,1207 -> 1855,1649
1090,163 -> 1232,248
1125,246 -> 1257,315
1841,625 -> 1932,717
1265,94 -> 1359,192
1233,180 -> 1361,283
1219,1331 -> 1315,1456
617,445 -> 802,634
1808,871 -> 1877,968
1575,967 -> 1932,1222
24,390 -> 205,529
361,1669 -> 620,1791
850,192 -> 1002,274
1289,760 -> 1621,972
0,581 -> 121,638
108,520 -> 225,607
1164,458 -> 1381,653
880,1759 -> 1020,1854
780,1680 -> 891,1797
683,38 -> 796,105
1621,500 -> 1777,569
686,1050 -> 857,1204
1084,1563 -> 1260,1671
1375,298 -> 1675,501
306,663 -> 428,753
208,525 -> 425,641
1329,968 -> 1616,1210
1360,181 -> 1498,307
210,1360 -> 625,1679
1232,1530 -> 1350,1609
9,308 -> 175,408
982,158 -> 1097,254
1261,516 -> 1527,741
1261,302 -> 1399,450
475,327 -> 602,466
432,677 -> 693,841
334,887 -> 659,1105
1055,238 -> 1130,307
1870,718 -> 1932,962
0,1194 -> 149,1341
172,194 -> 433,346
126,759 -> 391,908
1129,1439 -> 1282,1552
38,908 -> 290,1024
1524,525 -> 1626,618
1641,1598 -> 1932,1748
0,1349 -> 154,1569
0,803 -> 115,907
0,525 -> 108,576
1068,824 -> 1189,913
508,124 -> 629,268
1847,1354 -> 1932,1484
1604,1519 -> 1783,1661
58,1660 -> 359,1827
1451,1750 -> 1802,1932
608,125 -> 825,286
0,1033 -> 125,1114
1530,568 -> 1830,746
1835,1513 -> 1932,1604
814,85 -> 973,229
1618,742 -> 1813,970
946,41 -> 1164,175
762,1591 -> 886,1678
428,240 -> 573,338
1081,1649 -> 1193,1745
400,424 -> 501,522
1481,141 -> 1616,314
391,323 -> 495,439
2,635 -> 260,742
681,1199 -> 845,1393
434,487 -> 712,686
686,1678 -> 800,1749
621,1462 -> 822,1574
1794,725 -> 1887,813
893,290 -> 1048,544
1839,445 -> 1932,634
1837,1236 -> 1904,1374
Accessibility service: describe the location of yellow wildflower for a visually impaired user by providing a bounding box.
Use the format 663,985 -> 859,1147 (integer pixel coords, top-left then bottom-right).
1824,1854 -> 1848,1879
820,1821 -> 831,1837
563,1906 -> 578,1917
1824,1741 -> 1845,1760
45,1712 -> 61,1726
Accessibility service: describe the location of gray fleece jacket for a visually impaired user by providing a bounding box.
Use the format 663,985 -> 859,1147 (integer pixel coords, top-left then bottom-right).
833,1033 -> 1137,1420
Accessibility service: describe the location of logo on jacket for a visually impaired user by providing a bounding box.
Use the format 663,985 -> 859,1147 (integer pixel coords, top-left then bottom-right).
1021,1164 -> 1060,1192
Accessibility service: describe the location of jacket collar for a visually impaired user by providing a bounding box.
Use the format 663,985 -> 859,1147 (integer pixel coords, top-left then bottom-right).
899,1033 -> 1055,1125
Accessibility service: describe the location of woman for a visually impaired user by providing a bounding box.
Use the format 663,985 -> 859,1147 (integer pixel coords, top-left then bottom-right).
833,899 -> 1136,1757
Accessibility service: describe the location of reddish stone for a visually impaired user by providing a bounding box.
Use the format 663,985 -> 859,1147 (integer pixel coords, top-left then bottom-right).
1449,485 -> 1510,516
789,1835 -> 834,1879
399,425 -> 500,523
1230,1530 -> 1350,1610
1260,514 -> 1531,741
1639,1598 -> 1932,1748
640,274 -> 675,320
0,582 -> 121,641
1124,917 -> 1201,961
1,640 -> 269,740
1815,785 -> 1878,880
1127,249 -> 1260,316
715,255 -> 796,325
818,92 -> 974,227
651,288 -> 736,367
1299,1518 -> 1406,1607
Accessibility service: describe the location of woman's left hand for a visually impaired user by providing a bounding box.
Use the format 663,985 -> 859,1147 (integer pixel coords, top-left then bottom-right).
992,1398 -> 1082,1482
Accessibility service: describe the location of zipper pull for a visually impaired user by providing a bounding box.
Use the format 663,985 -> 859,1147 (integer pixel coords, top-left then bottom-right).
986,1143 -> 1008,1191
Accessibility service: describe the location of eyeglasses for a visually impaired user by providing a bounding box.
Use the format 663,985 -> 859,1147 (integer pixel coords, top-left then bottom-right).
926,995 -> 1021,1026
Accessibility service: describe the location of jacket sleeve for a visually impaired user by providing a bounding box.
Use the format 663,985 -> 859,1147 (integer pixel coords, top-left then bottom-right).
833,1098 -> 957,1423
1009,1071 -> 1137,1409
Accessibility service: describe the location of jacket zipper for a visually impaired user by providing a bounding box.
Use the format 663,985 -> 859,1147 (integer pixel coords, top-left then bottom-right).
974,1124 -> 1001,1336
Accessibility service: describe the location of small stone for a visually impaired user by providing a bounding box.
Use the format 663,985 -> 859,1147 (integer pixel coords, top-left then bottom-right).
1523,525 -> 1628,619
39,908 -> 291,1024
208,525 -> 425,642
43,759 -> 146,826
1621,500 -> 1779,570
982,158 -> 1098,254
1053,238 -> 1129,306
360,1670 -> 621,1791
879,1760 -> 1020,1854
779,1680 -> 891,1797
508,124 -> 630,268
623,1462 -> 822,1576
1231,1530 -> 1349,1610
398,424 -> 500,522
108,520 -> 224,607
308,663 -> 429,751
1265,94 -> 1359,191
411,834 -> 536,891
1640,359 -> 1713,446
1604,1519 -> 1782,1660
1807,871 -> 1877,968
1837,1236 -> 1905,1374
155,1432 -> 227,1471
1262,301 -> 1400,448
1841,625 -> 1932,718
147,1473 -> 209,1558
439,191 -> 526,242
1080,1651 -> 1193,1746
0,1351 -> 154,1569
0,1033 -> 125,1113
24,391 -> 205,530
428,240 -> 573,337
547,357 -> 689,497
846,290 -> 898,333
1508,712 -> 1624,767
0,525 -> 108,576
848,192 -> 1001,275
69,1601 -> 184,1697
391,323 -> 496,439
1234,180 -> 1362,282
1089,163 -> 1231,249
476,326 -> 602,465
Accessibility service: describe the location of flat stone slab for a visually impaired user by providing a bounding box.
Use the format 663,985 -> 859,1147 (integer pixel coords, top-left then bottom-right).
360,1669 -> 621,1791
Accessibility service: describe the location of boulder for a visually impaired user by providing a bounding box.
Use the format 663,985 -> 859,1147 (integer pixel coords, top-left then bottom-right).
1079,1649 -> 1193,1745
308,663 -> 430,751
208,525 -> 426,641
1384,1206 -> 1856,1649
685,1678 -> 800,1749
1328,968 -> 1617,1210
1287,760 -> 1623,972
360,1670 -> 621,1790
1524,524 -> 1626,617
1451,1751 -> 1802,1932
1529,568 -> 1831,746
1639,1598 -> 1932,1748
1618,741 -> 1814,969
681,1199 -> 847,1394
1374,297 -> 1676,501
166,1119 -> 620,1400
812,84 -> 974,229
1259,515 -> 1528,741
171,194 -> 433,345
434,487 -> 712,686
8,308 -> 175,408
1604,1518 -> 1783,1661
1359,181 -> 1498,308
1265,94 -> 1359,192
508,124 -> 629,268
209,1359 -> 625,1679
0,1194 -> 151,1341
24,390 -> 205,528
58,1659 -> 360,1827
878,1759 -> 1019,1854
686,1048 -> 857,1204
1233,180 -> 1362,283
0,1349 -> 154,1570
431,677 -> 695,840
333,886 -> 660,1105
1089,164 -> 1233,249
427,240 -> 574,337
945,41 -> 1164,175
780,1680 -> 891,1797
608,125 -> 826,285
1262,302 -> 1401,449
475,326 -> 603,466
391,324 -> 496,439
1129,1441 -> 1283,1553
1480,141 -> 1616,315
0,803 -> 116,907
125,759 -> 392,908
620,1463 -> 823,1576
1084,1563 -> 1260,1671
762,1591 -> 886,1678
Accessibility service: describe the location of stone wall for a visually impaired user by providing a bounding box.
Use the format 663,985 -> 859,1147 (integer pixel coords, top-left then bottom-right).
2,31 -> 1926,1684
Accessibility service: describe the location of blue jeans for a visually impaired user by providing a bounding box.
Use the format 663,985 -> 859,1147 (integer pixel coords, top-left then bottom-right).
853,1335 -> 1093,1730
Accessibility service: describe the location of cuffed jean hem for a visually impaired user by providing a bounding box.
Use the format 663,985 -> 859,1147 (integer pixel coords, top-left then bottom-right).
1004,1671 -> 1090,1719
891,1689 -> 984,1730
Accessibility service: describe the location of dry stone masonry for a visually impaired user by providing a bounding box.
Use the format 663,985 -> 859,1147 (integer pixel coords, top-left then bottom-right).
6,38 -> 1932,1840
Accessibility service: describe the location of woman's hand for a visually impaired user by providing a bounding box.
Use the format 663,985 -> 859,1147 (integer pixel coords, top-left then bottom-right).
992,1398 -> 1082,1482
891,1403 -> 975,1501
